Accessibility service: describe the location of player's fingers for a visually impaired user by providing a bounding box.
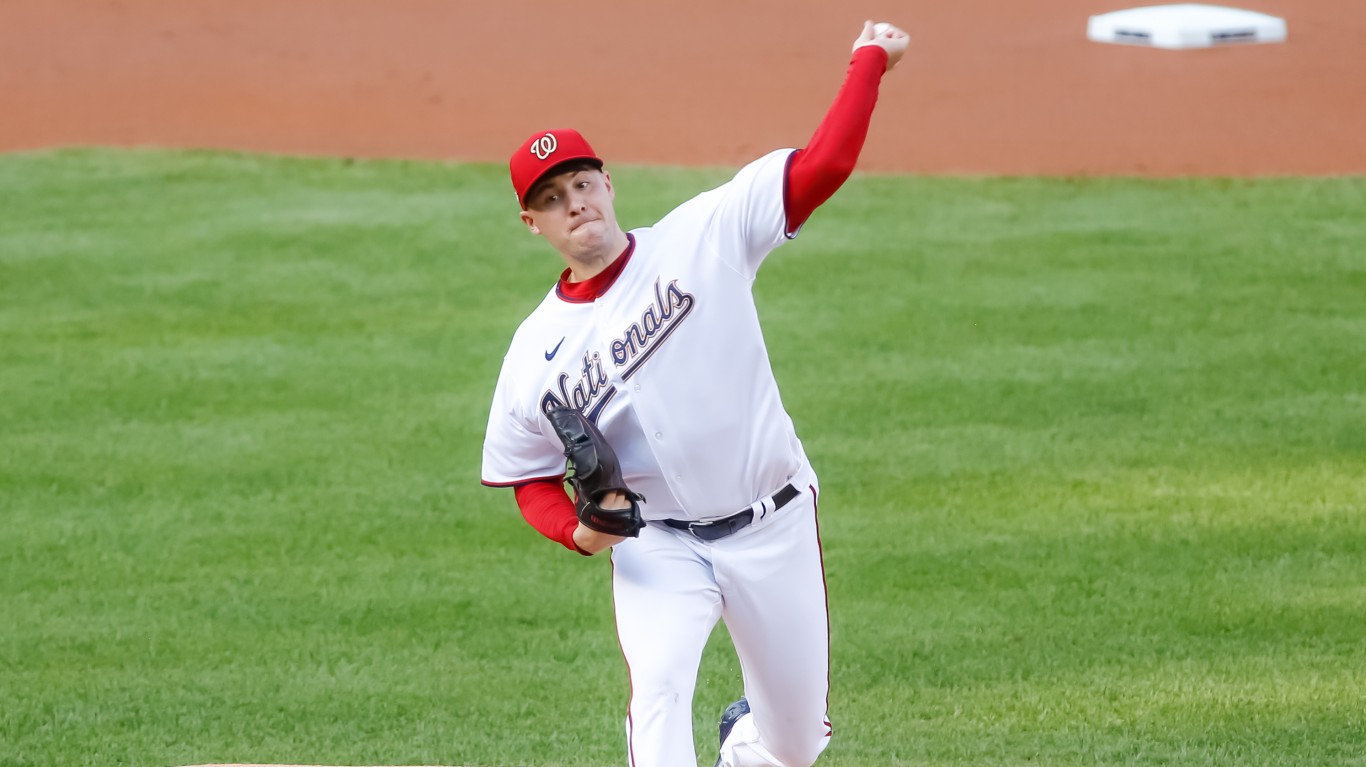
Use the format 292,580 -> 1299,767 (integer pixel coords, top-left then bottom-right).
599,490 -> 632,510
851,19 -> 875,52
885,36 -> 911,70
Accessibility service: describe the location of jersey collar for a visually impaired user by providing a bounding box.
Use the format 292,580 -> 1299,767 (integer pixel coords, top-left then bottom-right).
555,233 -> 636,303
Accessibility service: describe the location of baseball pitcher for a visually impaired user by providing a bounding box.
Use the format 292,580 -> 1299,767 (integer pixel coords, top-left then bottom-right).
482,21 -> 910,767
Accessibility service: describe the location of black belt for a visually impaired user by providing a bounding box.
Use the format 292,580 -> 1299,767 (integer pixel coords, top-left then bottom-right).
662,483 -> 800,542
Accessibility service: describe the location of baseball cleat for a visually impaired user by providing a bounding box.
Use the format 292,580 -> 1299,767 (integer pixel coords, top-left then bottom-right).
714,696 -> 750,767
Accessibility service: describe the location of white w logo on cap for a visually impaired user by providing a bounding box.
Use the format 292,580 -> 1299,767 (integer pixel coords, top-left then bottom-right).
530,133 -> 558,161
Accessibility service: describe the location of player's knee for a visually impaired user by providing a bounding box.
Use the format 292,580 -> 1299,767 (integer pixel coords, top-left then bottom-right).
628,678 -> 691,718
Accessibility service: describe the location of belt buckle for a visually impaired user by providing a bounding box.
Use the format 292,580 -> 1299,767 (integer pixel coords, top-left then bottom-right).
686,518 -> 727,541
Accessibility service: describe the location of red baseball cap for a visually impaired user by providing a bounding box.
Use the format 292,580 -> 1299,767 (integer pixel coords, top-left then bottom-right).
510,128 -> 604,209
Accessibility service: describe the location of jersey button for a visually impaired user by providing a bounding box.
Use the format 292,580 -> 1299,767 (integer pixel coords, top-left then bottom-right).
634,383 -> 641,392
654,432 -> 663,439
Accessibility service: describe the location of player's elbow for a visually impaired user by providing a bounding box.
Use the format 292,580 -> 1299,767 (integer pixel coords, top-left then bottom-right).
809,161 -> 856,191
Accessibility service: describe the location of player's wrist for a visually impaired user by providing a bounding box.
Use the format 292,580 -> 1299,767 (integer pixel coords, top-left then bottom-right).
850,44 -> 892,74
851,45 -> 889,63
573,522 -> 627,555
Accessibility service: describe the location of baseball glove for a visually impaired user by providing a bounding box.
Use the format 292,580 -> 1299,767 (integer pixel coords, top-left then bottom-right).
546,407 -> 645,538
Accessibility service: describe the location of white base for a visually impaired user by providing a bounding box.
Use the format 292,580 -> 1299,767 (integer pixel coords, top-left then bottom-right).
1088,4 -> 1287,49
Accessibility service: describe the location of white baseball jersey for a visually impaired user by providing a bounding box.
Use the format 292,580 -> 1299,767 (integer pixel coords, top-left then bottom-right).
481,148 -> 815,521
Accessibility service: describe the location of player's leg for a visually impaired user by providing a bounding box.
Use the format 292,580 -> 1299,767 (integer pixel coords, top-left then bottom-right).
714,489 -> 832,767
611,524 -> 723,767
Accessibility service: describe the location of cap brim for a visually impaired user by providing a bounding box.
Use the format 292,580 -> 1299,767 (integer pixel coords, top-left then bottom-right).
519,156 -> 604,208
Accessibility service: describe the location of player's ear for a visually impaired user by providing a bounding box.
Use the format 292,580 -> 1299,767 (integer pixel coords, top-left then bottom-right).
602,170 -> 615,200
520,210 -> 540,235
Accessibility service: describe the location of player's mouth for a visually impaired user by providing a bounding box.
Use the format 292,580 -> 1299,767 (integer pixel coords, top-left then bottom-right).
569,217 -> 601,234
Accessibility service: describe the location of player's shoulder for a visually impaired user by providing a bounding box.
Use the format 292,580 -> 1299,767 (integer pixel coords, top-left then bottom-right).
746,147 -> 799,170
619,149 -> 798,269
731,148 -> 797,188
663,148 -> 796,217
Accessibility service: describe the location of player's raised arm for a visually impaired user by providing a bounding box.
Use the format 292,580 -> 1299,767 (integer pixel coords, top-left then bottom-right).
783,20 -> 910,236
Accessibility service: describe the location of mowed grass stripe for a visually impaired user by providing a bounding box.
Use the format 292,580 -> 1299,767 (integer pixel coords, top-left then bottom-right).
1,149 -> 1363,767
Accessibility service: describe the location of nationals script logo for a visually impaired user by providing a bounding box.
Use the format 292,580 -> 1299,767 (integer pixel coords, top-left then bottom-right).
540,278 -> 696,419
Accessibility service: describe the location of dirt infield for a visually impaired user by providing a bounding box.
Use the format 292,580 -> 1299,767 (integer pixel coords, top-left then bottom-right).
2,0 -> 1363,175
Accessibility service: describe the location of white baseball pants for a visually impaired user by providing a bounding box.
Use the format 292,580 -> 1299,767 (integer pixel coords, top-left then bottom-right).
610,484 -> 832,767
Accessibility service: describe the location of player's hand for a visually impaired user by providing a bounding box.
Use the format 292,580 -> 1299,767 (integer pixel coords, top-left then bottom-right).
572,491 -> 632,554
573,522 -> 627,554
852,20 -> 910,72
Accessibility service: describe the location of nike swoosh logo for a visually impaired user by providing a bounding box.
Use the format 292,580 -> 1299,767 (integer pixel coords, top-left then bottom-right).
545,337 -> 566,361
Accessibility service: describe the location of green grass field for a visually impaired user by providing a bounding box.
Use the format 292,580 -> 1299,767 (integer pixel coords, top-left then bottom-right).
1,149 -> 1363,767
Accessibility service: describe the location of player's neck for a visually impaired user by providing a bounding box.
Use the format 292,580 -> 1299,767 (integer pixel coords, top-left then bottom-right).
564,229 -> 632,283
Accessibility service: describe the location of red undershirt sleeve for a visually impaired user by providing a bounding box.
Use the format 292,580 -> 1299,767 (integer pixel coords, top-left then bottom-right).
514,479 -> 590,555
784,45 -> 889,235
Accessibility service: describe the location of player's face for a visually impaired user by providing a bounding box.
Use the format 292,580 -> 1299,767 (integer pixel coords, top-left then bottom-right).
520,167 -> 620,260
